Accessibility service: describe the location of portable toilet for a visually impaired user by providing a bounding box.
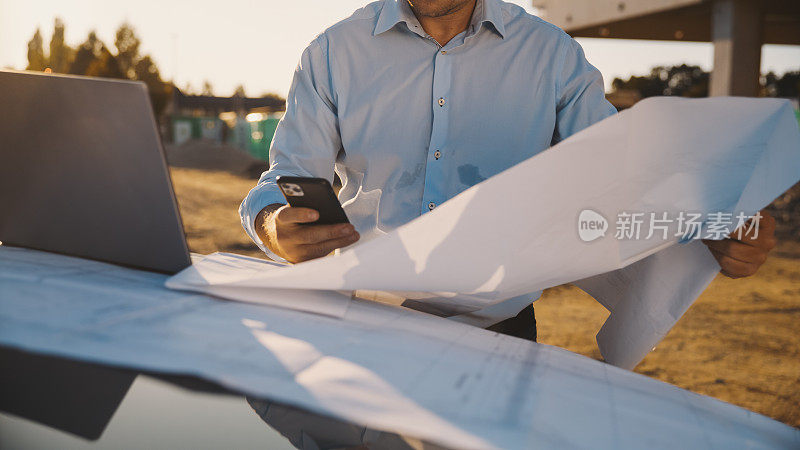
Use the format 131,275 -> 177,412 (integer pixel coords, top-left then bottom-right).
245,113 -> 282,161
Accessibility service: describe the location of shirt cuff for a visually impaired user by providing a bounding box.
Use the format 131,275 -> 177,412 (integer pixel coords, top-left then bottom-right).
239,187 -> 288,263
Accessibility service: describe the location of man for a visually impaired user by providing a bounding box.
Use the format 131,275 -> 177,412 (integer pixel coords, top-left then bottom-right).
240,0 -> 776,341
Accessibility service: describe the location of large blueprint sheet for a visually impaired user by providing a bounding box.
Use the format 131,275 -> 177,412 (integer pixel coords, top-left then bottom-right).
168,97 -> 800,369
1,246 -> 799,449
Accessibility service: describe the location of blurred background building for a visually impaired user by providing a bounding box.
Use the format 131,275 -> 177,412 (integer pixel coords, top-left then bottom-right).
167,87 -> 284,160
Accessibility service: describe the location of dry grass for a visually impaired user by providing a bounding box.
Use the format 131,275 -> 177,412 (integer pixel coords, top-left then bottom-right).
170,166 -> 800,428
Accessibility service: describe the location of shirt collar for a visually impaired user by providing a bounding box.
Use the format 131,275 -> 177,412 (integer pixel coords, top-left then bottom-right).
374,0 -> 506,39
471,0 -> 506,38
373,0 -> 417,36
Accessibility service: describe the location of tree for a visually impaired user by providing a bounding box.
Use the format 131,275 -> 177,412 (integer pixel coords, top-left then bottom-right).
114,22 -> 141,78
70,31 -> 103,75
134,55 -> 171,115
22,21 -> 172,117
201,80 -> 214,96
260,92 -> 285,104
258,92 -> 287,111
611,64 -> 708,98
660,65 -> 708,97
233,84 -> 246,97
26,28 -> 47,71
68,30 -> 123,80
764,71 -> 800,100
85,45 -> 125,79
48,18 -> 73,73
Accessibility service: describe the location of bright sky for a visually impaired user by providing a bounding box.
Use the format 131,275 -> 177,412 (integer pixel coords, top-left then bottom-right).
1,0 -> 798,97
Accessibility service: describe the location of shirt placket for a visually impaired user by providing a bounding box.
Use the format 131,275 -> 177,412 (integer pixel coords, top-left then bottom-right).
421,42 -> 455,215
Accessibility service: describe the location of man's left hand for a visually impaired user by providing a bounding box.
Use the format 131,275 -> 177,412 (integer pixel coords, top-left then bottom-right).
702,210 -> 777,279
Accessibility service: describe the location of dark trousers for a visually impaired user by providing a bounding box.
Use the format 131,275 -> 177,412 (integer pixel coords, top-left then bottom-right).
485,304 -> 537,342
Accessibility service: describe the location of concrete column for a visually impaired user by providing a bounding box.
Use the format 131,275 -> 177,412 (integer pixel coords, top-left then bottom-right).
709,0 -> 763,97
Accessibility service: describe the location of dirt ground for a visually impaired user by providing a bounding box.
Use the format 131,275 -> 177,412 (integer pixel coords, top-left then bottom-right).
169,166 -> 800,428
170,167 -> 265,258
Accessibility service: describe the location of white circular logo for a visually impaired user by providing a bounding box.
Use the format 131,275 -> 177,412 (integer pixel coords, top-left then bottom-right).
578,209 -> 608,242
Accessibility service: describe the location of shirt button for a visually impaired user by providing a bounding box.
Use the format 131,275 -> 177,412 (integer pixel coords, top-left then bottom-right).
441,50 -> 447,55
438,97 -> 445,106
434,150 -> 441,159
428,202 -> 436,210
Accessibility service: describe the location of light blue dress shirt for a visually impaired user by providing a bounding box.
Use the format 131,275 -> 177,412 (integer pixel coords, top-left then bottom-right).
240,0 -> 617,326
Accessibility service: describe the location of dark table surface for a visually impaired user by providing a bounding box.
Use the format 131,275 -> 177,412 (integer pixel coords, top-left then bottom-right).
0,346 -> 294,449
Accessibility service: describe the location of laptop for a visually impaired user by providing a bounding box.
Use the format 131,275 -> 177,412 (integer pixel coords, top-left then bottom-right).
0,70 -> 191,274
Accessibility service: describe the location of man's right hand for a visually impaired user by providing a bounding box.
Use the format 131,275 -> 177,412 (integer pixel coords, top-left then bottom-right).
255,204 -> 359,263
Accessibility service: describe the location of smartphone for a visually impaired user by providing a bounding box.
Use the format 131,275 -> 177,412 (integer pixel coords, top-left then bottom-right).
276,176 -> 350,225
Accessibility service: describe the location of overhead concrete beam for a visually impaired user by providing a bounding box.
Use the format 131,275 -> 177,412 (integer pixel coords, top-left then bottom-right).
533,0 -> 704,31
533,0 -> 800,45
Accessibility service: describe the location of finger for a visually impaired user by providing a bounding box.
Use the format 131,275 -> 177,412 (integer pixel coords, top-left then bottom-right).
708,248 -> 759,278
702,239 -> 767,265
728,230 -> 777,251
293,223 -> 356,244
297,232 -> 360,261
729,210 -> 776,246
275,206 -> 319,224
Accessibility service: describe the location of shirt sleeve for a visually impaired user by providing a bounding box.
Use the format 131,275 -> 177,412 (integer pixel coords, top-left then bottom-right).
552,36 -> 617,145
239,36 -> 342,258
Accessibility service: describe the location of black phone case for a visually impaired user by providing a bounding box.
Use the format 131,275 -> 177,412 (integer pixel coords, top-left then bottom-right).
276,176 -> 350,225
